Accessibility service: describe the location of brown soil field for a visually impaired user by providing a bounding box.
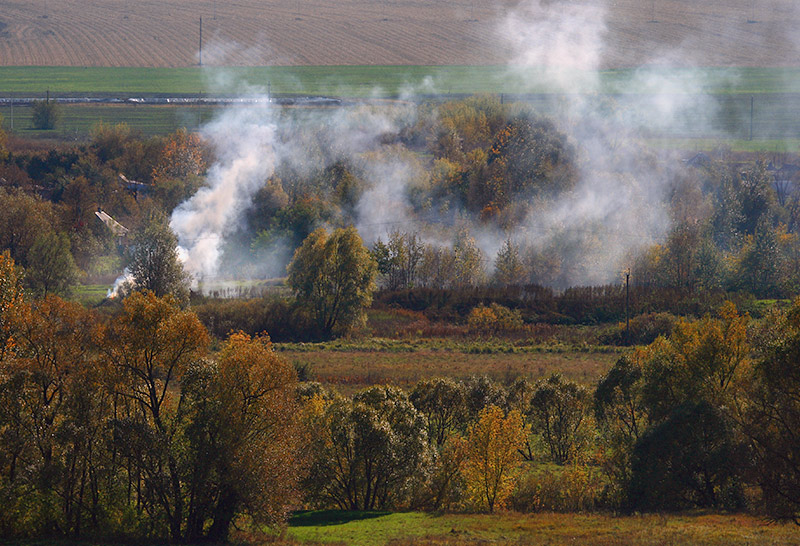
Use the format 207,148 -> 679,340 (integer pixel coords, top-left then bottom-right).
0,0 -> 798,67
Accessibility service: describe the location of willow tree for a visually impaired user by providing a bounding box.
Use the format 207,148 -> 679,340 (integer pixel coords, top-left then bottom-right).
287,226 -> 376,337
126,216 -> 190,304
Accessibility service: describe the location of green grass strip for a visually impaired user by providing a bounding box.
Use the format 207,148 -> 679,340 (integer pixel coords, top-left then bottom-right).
2,66 -> 800,97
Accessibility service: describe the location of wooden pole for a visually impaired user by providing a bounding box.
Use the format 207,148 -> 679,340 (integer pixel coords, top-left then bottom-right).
625,269 -> 631,344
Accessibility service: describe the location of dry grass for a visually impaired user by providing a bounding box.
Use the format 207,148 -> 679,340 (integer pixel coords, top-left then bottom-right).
283,347 -> 618,392
0,0 -> 799,67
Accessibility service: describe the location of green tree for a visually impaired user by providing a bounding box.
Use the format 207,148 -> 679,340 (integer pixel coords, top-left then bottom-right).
410,377 -> 467,448
528,373 -> 590,465
372,230 -> 424,291
125,216 -> 190,304
305,386 -> 428,510
0,189 -> 56,267
287,226 -> 377,337
743,301 -> 800,523
623,303 -> 751,511
594,355 -> 649,505
25,231 -> 79,298
31,99 -> 60,130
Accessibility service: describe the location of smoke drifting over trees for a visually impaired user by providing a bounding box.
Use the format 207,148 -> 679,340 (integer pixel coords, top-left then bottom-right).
167,0 -> 786,292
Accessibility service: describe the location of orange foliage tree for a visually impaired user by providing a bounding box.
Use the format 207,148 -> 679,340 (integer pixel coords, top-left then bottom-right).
152,128 -> 208,182
0,251 -> 23,361
98,291 -> 208,541
182,332 -> 304,541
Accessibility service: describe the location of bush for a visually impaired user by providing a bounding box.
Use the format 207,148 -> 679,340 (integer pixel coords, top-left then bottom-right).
467,303 -> 523,335
31,100 -> 60,130
193,298 -> 316,341
510,463 -> 605,512
599,312 -> 677,346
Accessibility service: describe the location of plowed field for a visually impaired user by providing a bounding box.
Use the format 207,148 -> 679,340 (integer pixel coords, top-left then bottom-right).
0,0 -> 798,67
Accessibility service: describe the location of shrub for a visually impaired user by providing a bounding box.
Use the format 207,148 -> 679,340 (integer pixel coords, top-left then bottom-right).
467,303 -> 523,335
510,463 -> 605,512
599,312 -> 677,346
31,100 -> 60,130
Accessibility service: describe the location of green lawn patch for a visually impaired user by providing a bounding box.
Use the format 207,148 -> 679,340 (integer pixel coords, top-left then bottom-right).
71,284 -> 111,307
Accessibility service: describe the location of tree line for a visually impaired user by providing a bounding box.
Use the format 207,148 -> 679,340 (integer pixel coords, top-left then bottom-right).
4,98 -> 800,302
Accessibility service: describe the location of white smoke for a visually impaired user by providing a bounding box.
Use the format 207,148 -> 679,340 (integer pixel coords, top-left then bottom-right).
152,0 -> 784,293
502,0 -> 608,90
170,104 -> 278,285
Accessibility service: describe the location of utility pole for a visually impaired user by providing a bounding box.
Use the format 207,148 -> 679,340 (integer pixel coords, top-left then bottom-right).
750,96 -> 754,141
199,17 -> 203,66
625,268 -> 631,344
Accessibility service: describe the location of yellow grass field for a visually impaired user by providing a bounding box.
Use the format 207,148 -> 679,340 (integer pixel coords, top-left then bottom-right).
0,0 -> 799,68
281,348 -> 619,392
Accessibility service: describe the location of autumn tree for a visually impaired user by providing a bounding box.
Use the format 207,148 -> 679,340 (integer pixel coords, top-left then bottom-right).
287,226 -> 377,337
152,128 -> 207,182
99,291 -> 208,541
624,302 -> 751,510
0,296 -> 102,535
453,229 -> 486,287
493,238 -> 527,286
463,405 -> 526,512
182,332 -> 303,541
743,300 -> 800,523
467,303 -> 523,336
0,114 -> 8,162
0,252 -> 23,361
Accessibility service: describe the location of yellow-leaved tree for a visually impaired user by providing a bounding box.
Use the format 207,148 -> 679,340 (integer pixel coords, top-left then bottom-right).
0,251 -> 23,361
463,405 -> 527,512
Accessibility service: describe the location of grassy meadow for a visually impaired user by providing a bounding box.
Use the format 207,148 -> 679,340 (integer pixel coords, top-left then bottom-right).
2,65 -> 800,97
280,343 -> 620,392
282,511 -> 800,546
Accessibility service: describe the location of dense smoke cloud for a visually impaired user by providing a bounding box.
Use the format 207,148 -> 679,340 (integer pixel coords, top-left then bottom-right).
170,105 -> 277,283
163,0 -> 789,292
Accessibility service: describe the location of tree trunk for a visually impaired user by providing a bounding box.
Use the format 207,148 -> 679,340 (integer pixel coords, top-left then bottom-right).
207,488 -> 238,542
